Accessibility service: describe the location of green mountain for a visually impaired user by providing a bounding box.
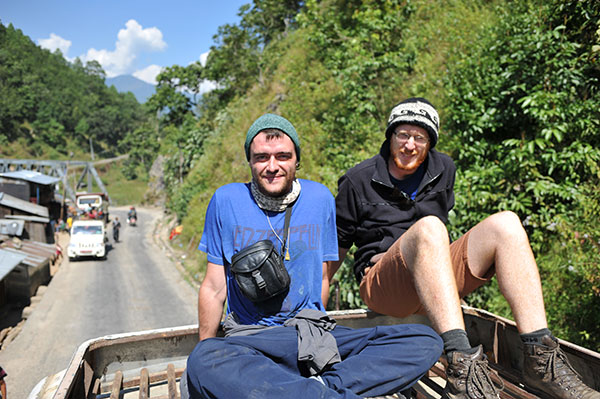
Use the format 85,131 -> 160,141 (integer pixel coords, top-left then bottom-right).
106,75 -> 156,104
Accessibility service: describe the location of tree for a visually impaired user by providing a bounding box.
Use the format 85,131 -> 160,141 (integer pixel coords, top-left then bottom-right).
443,0 -> 600,349
0,21 -> 148,157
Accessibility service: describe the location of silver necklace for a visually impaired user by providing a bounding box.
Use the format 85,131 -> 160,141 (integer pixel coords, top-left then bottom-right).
265,212 -> 291,260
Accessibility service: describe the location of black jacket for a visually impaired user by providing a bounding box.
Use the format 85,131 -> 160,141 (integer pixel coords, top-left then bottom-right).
335,141 -> 456,280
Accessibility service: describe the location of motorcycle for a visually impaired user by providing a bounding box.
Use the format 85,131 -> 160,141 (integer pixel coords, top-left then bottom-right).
127,215 -> 137,226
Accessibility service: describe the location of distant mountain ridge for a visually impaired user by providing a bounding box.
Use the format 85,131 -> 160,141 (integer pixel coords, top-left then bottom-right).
105,75 -> 155,103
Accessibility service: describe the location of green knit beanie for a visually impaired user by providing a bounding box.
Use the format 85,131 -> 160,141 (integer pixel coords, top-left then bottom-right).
244,113 -> 301,161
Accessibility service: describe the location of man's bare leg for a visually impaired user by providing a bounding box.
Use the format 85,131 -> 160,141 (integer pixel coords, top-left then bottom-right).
466,211 -> 600,399
399,215 -> 465,334
400,216 -> 501,399
465,211 -> 547,333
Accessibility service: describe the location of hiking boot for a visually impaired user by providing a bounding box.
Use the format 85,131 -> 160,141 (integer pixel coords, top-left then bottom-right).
523,335 -> 600,399
442,345 -> 503,399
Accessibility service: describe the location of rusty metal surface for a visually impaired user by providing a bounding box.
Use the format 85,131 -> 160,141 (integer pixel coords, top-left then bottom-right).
462,306 -> 600,392
0,237 -> 56,267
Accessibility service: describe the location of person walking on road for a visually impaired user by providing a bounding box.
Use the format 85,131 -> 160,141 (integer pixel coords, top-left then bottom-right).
112,216 -> 121,243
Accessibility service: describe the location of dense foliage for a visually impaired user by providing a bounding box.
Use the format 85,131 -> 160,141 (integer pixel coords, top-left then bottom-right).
0,22 -> 148,159
444,0 -> 600,347
150,0 -> 599,349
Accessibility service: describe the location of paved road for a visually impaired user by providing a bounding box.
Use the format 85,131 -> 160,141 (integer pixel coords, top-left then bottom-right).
0,207 -> 198,399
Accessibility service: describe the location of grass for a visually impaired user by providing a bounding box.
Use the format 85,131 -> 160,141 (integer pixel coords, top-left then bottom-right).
95,162 -> 149,206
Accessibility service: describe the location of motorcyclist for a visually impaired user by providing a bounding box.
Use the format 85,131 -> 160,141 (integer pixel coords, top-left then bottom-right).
112,216 -> 121,242
127,206 -> 137,225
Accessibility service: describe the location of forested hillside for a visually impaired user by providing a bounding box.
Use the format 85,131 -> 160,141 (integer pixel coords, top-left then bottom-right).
133,0 -> 600,349
0,22 -> 149,160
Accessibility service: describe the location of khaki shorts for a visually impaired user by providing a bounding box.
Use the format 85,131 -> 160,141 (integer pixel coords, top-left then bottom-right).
359,229 -> 494,318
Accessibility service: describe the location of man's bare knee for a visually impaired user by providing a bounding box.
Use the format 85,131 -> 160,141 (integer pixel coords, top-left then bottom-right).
401,217 -> 450,267
409,215 -> 449,244
484,211 -> 527,243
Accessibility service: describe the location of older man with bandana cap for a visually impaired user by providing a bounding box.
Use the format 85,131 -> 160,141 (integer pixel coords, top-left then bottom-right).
183,113 -> 443,399
332,98 -> 600,399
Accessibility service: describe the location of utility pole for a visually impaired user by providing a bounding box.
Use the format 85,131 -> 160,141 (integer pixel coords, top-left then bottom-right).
89,137 -> 95,160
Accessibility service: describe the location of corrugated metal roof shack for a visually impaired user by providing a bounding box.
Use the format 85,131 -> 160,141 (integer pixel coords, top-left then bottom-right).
0,236 -> 57,304
0,170 -> 59,205
0,170 -> 65,242
0,248 -> 27,308
0,192 -> 54,243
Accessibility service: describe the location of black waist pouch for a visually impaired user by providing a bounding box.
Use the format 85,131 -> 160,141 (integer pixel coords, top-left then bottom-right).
231,240 -> 291,303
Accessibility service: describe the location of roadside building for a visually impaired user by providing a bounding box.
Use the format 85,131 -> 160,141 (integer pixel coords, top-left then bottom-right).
0,237 -> 56,304
0,192 -> 53,243
0,170 -> 65,230
0,248 -> 27,309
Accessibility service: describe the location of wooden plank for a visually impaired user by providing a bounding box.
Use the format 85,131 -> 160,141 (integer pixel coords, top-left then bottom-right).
167,363 -> 178,399
109,370 -> 123,399
118,367 -> 185,390
83,360 -> 95,399
139,368 -> 149,399
91,377 -> 102,398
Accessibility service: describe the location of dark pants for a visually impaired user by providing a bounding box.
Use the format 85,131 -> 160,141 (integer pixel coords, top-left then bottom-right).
186,324 -> 442,398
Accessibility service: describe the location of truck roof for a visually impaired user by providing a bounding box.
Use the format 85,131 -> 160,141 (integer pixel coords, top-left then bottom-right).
75,192 -> 107,197
72,220 -> 105,226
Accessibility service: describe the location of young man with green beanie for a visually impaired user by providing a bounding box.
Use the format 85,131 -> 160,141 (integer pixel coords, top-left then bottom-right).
332,98 -> 600,399
184,113 -> 443,398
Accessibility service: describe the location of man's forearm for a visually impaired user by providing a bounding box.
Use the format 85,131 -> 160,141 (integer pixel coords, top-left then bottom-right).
197,285 -> 226,340
198,297 -> 224,340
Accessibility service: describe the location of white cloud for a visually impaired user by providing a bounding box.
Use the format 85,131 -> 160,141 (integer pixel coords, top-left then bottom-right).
199,51 -> 210,66
133,65 -> 163,85
190,51 -> 217,94
198,80 -> 217,94
38,33 -> 72,57
81,19 -> 167,77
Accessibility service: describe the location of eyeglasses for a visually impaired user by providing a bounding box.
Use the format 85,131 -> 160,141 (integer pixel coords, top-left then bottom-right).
394,130 -> 429,146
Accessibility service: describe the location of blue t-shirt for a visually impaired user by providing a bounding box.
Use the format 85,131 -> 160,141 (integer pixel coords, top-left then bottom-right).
198,179 -> 339,326
389,161 -> 426,200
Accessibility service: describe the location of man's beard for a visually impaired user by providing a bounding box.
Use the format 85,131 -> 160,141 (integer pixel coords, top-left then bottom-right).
391,147 -> 428,172
255,173 -> 295,197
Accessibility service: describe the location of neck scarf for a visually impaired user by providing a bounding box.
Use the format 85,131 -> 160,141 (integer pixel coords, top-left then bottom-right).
251,179 -> 301,212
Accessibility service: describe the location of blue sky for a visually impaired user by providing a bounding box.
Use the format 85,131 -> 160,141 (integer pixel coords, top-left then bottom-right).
2,0 -> 249,84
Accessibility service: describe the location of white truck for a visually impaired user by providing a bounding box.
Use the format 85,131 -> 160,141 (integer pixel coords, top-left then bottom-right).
75,192 -> 109,224
67,219 -> 107,260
